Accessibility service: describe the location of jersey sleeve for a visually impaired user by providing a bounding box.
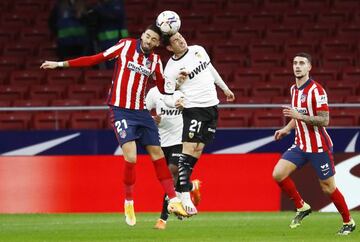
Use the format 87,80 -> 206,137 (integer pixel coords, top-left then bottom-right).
198,45 -> 211,63
145,88 -> 156,111
68,40 -> 124,67
314,87 -> 329,112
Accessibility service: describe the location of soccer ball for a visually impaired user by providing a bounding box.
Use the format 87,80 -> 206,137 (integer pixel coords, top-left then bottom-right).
156,10 -> 181,35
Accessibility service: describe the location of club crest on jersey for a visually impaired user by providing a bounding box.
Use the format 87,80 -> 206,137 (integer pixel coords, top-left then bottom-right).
119,130 -> 127,139
195,51 -> 202,59
145,59 -> 152,69
127,61 -> 151,76
301,94 -> 307,103
189,132 -> 194,139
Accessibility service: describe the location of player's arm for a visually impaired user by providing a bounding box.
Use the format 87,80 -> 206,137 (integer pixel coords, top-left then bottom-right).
40,41 -> 124,69
208,63 -> 235,102
282,106 -> 329,127
274,119 -> 295,140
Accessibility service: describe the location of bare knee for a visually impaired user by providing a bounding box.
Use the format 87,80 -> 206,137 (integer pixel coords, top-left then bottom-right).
319,181 -> 336,194
272,159 -> 296,182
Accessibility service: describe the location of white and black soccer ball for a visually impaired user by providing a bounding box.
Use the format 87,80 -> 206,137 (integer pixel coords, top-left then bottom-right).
156,10 -> 181,35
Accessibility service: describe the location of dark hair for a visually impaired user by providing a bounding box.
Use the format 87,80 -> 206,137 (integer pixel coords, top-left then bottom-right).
294,52 -> 312,64
161,34 -> 172,46
145,24 -> 162,38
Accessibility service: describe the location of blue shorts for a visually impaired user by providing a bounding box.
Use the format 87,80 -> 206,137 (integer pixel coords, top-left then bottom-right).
282,145 -> 335,180
109,106 -> 160,147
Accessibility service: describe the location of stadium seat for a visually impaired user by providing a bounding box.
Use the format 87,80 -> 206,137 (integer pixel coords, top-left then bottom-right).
83,70 -> 114,85
19,27 -> 50,43
248,40 -> 281,55
195,27 -> 230,42
0,112 -> 32,130
70,112 -> 106,129
249,53 -> 283,68
66,84 -> 104,100
212,54 -> 247,70
9,70 -> 45,85
300,24 -> 333,39
316,10 -> 349,24
341,67 -> 360,82
227,83 -> 251,98
247,11 -> 280,25
344,95 -> 360,103
24,57 -> 50,70
262,0 -> 296,11
224,0 -> 259,12
218,109 -> 253,127
252,110 -> 285,127
155,0 -> 191,12
283,39 -> 317,58
336,24 -> 360,39
13,0 -> 48,12
51,99 -> 87,107
0,27 -> 17,43
268,67 -> 293,83
32,112 -> 69,130
271,96 -> 292,104
29,85 -> 65,101
330,109 -> 358,126
210,12 -> 243,25
328,95 -> 344,103
37,42 -> 57,57
321,54 -> 355,68
46,70 -> 83,85
1,13 -> 30,29
88,98 -> 108,106
180,12 -> 210,28
0,72 -> 9,85
190,0 -> 224,11
296,0 -> 330,10
251,82 -> 285,97
235,96 -> 272,104
230,25 -> 264,41
0,100 -> 12,107
2,42 -> 35,56
265,25 -> 298,41
311,68 -> 338,82
320,39 -> 354,55
0,56 -> 24,72
13,99 -> 50,107
0,85 -> 28,100
125,0 -> 155,12
212,41 -> 245,57
281,10 -> 315,24
326,81 -> 357,96
233,68 -> 267,83
332,0 -> 360,10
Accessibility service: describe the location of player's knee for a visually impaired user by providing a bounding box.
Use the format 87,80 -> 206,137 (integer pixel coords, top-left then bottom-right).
320,182 -> 335,194
272,168 -> 284,182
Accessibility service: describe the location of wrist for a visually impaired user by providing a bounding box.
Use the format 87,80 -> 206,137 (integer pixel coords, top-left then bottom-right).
57,61 -> 64,67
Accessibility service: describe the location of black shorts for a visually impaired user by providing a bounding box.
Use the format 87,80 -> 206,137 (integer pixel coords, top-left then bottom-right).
161,144 -> 183,166
182,106 -> 218,144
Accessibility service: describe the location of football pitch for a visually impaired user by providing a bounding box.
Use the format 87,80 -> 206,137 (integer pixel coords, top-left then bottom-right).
1,212 -> 359,242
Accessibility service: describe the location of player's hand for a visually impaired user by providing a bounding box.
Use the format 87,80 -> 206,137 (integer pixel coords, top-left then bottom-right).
274,128 -> 290,140
176,69 -> 189,86
282,106 -> 301,120
40,61 -> 60,69
175,97 -> 184,110
224,88 -> 235,102
152,115 -> 161,125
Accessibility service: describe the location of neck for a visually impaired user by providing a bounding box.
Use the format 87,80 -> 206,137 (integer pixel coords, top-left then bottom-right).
295,75 -> 309,88
174,48 -> 188,59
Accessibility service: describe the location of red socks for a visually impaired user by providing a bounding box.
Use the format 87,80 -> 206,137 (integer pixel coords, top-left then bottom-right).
278,177 -> 304,209
153,158 -> 176,199
330,188 -> 351,223
123,161 -> 136,200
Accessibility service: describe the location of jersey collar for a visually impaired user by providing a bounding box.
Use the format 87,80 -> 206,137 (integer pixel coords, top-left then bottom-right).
171,48 -> 189,61
296,78 -> 312,90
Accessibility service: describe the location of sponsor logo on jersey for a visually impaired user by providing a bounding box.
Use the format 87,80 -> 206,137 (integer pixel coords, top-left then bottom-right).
189,132 -> 194,139
295,107 -> 308,114
189,61 -> 208,79
160,107 -> 182,116
318,94 -> 327,105
127,61 -> 151,76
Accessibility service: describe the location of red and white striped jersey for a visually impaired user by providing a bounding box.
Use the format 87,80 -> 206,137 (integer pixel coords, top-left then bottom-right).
68,38 -> 169,110
290,79 -> 333,153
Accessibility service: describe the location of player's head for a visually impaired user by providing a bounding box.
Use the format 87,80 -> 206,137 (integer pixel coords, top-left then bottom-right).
141,24 -> 162,53
162,32 -> 188,56
293,52 -> 312,80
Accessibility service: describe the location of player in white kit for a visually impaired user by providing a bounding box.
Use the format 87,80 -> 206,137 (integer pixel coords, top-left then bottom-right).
162,32 -> 235,215
146,86 -> 201,229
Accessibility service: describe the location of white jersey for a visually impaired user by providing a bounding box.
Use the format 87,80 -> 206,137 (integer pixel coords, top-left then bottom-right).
145,87 -> 183,147
164,45 -> 219,108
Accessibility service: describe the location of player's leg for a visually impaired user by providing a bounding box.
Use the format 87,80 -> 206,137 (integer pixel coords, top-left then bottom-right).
121,141 -> 138,226
273,146 -> 311,228
311,151 -> 355,235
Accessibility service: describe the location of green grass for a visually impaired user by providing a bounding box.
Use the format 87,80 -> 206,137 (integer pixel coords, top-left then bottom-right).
0,212 -> 359,242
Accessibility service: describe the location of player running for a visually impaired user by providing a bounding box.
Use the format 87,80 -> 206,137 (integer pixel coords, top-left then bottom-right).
272,53 -> 356,235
